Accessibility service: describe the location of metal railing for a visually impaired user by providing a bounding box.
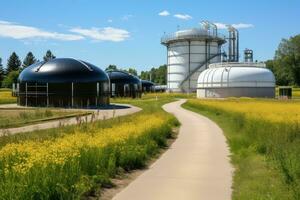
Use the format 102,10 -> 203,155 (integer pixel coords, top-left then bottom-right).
161,30 -> 226,44
208,62 -> 266,69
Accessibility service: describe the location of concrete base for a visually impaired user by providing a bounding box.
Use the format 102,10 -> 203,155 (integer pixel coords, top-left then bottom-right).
197,87 -> 275,98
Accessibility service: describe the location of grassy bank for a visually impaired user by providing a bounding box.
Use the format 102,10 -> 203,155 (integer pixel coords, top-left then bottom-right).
0,90 -> 16,104
183,99 -> 300,200
0,108 -> 90,128
0,96 -> 179,199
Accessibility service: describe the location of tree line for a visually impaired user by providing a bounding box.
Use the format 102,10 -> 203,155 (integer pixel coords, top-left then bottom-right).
105,64 -> 167,85
0,50 -> 55,88
266,34 -> 300,86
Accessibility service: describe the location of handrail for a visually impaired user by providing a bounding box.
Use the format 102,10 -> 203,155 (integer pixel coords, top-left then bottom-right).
161,32 -> 226,44
179,53 -> 224,88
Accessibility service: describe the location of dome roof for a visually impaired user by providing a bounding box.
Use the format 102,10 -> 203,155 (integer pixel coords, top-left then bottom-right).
141,80 -> 155,86
106,70 -> 141,84
18,58 -> 109,83
197,62 -> 275,88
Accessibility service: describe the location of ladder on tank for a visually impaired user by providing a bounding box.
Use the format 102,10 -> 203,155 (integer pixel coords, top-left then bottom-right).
179,53 -> 225,91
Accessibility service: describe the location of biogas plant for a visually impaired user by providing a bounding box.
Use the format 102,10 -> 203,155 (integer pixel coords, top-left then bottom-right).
161,21 -> 275,98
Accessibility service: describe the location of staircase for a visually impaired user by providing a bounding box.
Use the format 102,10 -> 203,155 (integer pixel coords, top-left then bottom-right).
179,53 -> 224,92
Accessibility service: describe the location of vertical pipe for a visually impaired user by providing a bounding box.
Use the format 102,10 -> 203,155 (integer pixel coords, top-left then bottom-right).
25,82 -> 28,107
96,82 -> 99,107
167,45 -> 170,91
188,40 -> 191,92
71,82 -> 74,107
236,30 -> 239,62
205,40 -> 208,69
35,82 -> 37,106
232,31 -> 236,62
47,82 -> 49,107
228,31 -> 232,62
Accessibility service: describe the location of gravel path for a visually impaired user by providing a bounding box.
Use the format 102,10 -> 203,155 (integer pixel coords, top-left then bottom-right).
0,104 -> 141,137
113,99 -> 233,200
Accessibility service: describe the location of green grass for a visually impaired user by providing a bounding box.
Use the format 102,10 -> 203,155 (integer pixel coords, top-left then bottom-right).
183,100 -> 299,200
0,108 -> 91,129
0,95 -> 180,199
0,89 -> 16,104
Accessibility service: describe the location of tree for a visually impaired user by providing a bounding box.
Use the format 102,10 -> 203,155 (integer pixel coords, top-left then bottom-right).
139,64 -> 167,84
43,50 -> 56,62
2,70 -> 19,88
6,52 -> 21,73
22,52 -> 37,68
0,58 -> 4,87
105,64 -> 117,71
126,67 -> 137,76
266,34 -> 300,86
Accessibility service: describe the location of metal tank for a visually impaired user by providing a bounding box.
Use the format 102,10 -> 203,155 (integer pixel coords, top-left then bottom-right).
161,22 -> 226,93
197,62 -> 276,98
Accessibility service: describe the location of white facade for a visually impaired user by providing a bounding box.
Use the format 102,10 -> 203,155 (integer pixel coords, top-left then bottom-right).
197,62 -> 276,98
162,28 -> 225,93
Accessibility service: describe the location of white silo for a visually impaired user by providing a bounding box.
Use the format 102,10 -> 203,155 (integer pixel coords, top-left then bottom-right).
161,22 -> 226,92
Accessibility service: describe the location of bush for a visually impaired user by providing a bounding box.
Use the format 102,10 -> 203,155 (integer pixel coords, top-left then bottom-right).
2,70 -> 19,88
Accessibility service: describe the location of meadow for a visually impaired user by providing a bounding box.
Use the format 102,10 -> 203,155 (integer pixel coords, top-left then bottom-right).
0,108 -> 90,128
0,89 -> 16,104
183,98 -> 300,200
0,94 -> 179,199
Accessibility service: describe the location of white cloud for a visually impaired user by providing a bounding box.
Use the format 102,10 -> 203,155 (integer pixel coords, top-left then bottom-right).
159,10 -> 170,16
107,19 -> 113,23
69,27 -> 130,42
121,15 -> 133,21
214,22 -> 254,29
0,20 -> 84,41
213,22 -> 228,29
232,23 -> 254,29
174,14 -> 192,20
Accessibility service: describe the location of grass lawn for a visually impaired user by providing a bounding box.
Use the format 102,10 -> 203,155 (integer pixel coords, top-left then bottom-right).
183,98 -> 300,200
0,89 -> 16,104
0,108 -> 91,128
0,93 -> 184,199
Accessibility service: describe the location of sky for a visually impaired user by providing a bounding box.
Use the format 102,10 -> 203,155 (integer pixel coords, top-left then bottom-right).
0,0 -> 299,73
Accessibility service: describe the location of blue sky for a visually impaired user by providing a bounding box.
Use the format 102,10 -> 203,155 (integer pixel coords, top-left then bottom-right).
0,0 -> 299,73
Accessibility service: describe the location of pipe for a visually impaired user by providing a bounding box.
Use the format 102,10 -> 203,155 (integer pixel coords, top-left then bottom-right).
236,29 -> 239,62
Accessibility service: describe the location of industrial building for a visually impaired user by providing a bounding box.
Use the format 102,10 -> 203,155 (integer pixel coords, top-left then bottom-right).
162,21 -> 276,98
161,21 -> 235,93
106,70 -> 142,98
14,58 -> 110,107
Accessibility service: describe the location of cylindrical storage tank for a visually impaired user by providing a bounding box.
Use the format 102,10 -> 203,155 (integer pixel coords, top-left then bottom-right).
197,62 -> 276,98
106,70 -> 142,98
17,58 -> 110,107
161,28 -> 225,93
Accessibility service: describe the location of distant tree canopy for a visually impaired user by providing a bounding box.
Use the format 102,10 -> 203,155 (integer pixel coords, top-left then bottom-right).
105,65 -> 117,71
104,64 -> 166,84
2,70 -> 19,88
6,52 -> 21,73
105,65 -> 137,76
124,67 -> 137,76
22,52 -> 37,69
0,58 -> 4,87
43,50 -> 56,62
140,64 -> 167,85
266,34 -> 300,86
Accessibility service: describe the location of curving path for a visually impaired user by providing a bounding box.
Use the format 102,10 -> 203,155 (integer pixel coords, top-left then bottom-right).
0,104 -> 141,137
113,99 -> 233,200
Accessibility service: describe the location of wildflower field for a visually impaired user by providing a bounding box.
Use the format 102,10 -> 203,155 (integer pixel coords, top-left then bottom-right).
0,108 -> 90,128
0,89 -> 16,104
0,96 -> 178,199
183,98 -> 300,200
